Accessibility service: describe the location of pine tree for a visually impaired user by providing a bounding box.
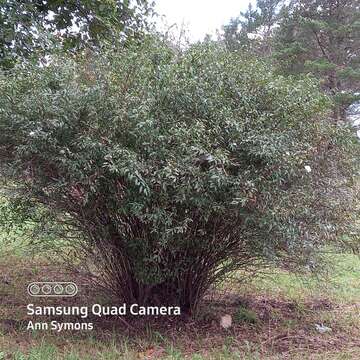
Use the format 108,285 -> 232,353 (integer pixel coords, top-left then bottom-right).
222,1 -> 282,54
274,0 -> 360,120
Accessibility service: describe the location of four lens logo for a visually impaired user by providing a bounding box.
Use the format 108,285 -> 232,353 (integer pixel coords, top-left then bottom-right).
27,282 -> 78,297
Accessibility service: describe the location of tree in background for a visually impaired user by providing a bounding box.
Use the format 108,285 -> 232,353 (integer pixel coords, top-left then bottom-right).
223,3 -> 258,51
223,0 -> 282,54
223,0 -> 360,120
274,0 -> 360,120
0,0 -> 155,69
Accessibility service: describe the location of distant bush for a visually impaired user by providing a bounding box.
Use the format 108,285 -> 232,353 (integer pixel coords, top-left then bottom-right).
0,38 -> 359,314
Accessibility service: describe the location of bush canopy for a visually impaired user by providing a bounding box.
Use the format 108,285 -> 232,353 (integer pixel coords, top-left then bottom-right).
0,39 -> 359,313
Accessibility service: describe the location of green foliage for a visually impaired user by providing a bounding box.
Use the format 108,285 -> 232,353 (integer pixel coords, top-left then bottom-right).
0,38 -> 359,313
223,0 -> 360,120
233,306 -> 258,324
222,0 -> 282,54
273,0 -> 360,119
0,0 -> 155,69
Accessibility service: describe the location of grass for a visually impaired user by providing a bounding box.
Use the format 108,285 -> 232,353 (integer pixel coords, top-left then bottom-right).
241,251 -> 360,303
0,217 -> 359,359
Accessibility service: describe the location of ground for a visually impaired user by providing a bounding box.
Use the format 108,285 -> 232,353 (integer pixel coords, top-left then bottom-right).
0,234 -> 360,359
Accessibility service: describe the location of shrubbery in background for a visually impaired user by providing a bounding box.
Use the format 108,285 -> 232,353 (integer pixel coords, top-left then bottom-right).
0,39 -> 359,313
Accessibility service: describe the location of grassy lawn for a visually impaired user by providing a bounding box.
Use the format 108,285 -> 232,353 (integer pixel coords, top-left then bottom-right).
0,227 -> 359,359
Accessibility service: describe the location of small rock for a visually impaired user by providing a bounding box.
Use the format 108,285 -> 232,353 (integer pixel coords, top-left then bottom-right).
315,323 -> 332,334
220,314 -> 232,329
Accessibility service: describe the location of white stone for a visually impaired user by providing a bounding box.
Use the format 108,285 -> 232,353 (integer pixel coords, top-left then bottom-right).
220,314 -> 232,329
315,323 -> 332,334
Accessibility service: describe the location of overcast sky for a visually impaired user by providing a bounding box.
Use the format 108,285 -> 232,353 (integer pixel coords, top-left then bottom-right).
155,0 -> 255,42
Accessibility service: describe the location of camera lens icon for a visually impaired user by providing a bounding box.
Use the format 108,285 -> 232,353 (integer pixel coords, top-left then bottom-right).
29,283 -> 40,295
41,284 -> 52,295
65,284 -> 76,295
53,284 -> 64,295
27,282 -> 78,297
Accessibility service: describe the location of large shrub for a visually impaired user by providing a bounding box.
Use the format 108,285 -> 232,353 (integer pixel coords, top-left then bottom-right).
0,39 -> 359,313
